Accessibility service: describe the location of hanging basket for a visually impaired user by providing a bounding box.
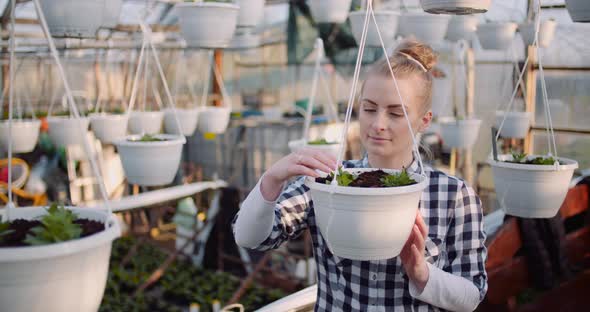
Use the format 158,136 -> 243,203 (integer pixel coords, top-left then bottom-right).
308,0 -> 353,24
163,108 -> 200,136
0,119 -> 41,153
287,139 -> 343,159
47,116 -> 90,147
236,0 -> 266,28
197,107 -> 231,134
398,13 -> 451,44
349,11 -> 400,47
0,206 -> 120,312
495,111 -> 531,139
102,0 -> 123,28
175,2 -> 239,48
476,22 -> 517,50
518,20 -> 557,48
39,0 -> 106,38
306,169 -> 428,260
89,113 -> 128,144
439,117 -> 482,149
565,0 -> 590,23
489,155 -> 578,218
128,111 -> 164,135
114,134 -> 185,186
446,15 -> 479,42
420,0 -> 491,15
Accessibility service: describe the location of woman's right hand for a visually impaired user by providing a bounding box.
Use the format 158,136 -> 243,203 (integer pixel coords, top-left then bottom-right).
260,148 -> 338,201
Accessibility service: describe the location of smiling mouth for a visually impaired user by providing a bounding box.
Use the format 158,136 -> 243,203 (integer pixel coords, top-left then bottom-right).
368,135 -> 392,141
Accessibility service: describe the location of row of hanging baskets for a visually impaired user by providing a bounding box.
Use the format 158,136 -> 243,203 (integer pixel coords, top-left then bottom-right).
40,0 -> 123,38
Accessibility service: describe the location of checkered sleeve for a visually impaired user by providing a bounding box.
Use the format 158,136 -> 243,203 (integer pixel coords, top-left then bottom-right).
445,182 -> 488,301
248,176 -> 312,251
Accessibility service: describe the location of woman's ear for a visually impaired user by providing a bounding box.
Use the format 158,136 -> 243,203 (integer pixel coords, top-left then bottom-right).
418,110 -> 433,132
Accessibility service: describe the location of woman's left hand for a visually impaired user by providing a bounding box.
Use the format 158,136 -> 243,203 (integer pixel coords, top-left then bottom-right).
400,211 -> 429,292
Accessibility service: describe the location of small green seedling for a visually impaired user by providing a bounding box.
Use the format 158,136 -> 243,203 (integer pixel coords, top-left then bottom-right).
24,203 -> 82,246
380,168 -> 417,187
511,150 -> 527,163
130,134 -> 167,142
335,167 -> 355,186
307,138 -> 336,145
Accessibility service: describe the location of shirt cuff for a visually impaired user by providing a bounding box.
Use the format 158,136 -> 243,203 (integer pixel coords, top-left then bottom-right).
233,178 -> 278,248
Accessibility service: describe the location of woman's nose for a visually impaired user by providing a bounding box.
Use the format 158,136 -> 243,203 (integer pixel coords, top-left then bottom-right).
372,111 -> 388,132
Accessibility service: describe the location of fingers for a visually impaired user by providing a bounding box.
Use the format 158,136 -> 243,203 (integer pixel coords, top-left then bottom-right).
299,148 -> 338,170
415,211 -> 428,238
287,164 -> 321,178
294,153 -> 334,174
413,225 -> 425,253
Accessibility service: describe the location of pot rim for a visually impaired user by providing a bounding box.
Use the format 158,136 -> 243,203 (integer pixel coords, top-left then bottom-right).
129,111 -> 164,116
0,119 -> 41,126
89,112 -> 128,120
175,2 -> 239,10
488,154 -> 579,171
114,134 -> 186,147
46,116 -> 89,122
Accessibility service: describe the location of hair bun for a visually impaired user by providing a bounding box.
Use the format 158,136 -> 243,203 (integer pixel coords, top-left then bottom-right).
394,39 -> 438,72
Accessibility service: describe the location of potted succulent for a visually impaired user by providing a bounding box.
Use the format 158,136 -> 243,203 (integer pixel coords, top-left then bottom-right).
495,110 -> 531,139
46,113 -> 90,147
235,0 -> 266,28
420,0 -> 491,14
175,0 -> 240,48
38,0 -> 107,38
89,107 -> 129,144
309,0 -> 353,24
398,12 -> 451,45
565,0 -> 590,23
438,116 -> 482,149
349,7 -> 400,47
114,134 -> 185,186
306,167 -> 428,260
446,15 -> 479,42
288,138 -> 343,159
476,21 -> 518,50
0,203 -> 121,311
0,114 -> 41,154
164,107 -> 201,136
488,152 -> 578,218
518,19 -> 557,48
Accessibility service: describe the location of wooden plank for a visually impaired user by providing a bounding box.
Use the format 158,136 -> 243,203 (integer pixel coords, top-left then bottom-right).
559,184 -> 589,220
486,218 -> 522,270
517,270 -> 590,312
486,257 -> 530,304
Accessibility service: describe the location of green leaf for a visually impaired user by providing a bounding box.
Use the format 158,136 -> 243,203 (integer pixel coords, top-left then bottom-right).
0,221 -> 14,242
307,138 -> 336,145
531,156 -> 557,165
510,150 -> 527,163
24,203 -> 82,246
336,167 -> 355,186
380,168 -> 417,187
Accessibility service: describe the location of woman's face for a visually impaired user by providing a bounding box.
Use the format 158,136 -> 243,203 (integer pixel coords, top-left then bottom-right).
359,75 -> 432,159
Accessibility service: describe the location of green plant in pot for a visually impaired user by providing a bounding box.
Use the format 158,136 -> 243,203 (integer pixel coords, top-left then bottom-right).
317,167 -> 417,187
307,138 -> 338,145
507,150 -> 560,165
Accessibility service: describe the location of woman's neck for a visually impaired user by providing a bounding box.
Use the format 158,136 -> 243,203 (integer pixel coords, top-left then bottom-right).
368,151 -> 414,170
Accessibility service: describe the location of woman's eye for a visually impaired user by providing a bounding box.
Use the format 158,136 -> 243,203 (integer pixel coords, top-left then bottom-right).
389,112 -> 402,117
363,109 -> 376,113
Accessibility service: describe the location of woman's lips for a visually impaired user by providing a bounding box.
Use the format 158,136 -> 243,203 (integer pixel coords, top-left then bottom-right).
368,135 -> 392,142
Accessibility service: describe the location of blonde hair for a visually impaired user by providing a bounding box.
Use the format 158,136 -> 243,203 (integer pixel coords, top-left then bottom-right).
362,39 -> 438,114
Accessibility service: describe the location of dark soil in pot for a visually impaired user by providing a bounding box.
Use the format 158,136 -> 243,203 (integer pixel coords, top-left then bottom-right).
0,219 -> 105,247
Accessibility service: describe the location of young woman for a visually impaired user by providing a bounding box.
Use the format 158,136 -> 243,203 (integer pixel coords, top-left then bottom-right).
233,40 -> 487,312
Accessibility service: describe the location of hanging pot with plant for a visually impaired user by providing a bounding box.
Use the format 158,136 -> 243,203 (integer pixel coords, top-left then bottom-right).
175,1 -> 240,48
164,108 -> 201,136
46,92 -> 93,147
420,0 -> 491,15
349,9 -> 400,47
495,111 -> 531,139
446,15 -> 479,42
308,0 -> 353,24
89,110 -> 128,144
38,0 -> 107,38
398,13 -> 451,45
476,22 -> 518,50
565,0 -> 590,23
235,0 -> 266,28
438,116 -> 482,149
0,94 -> 41,153
196,51 -> 233,135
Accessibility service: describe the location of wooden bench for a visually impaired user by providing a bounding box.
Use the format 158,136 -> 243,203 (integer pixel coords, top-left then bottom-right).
479,184 -> 590,312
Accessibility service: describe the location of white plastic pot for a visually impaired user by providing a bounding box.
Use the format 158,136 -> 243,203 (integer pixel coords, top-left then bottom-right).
39,0 -> 105,38
489,155 -> 578,218
439,117 -> 482,149
114,134 -> 186,186
89,113 -> 128,144
420,0 -> 491,14
309,0 -> 353,24
398,13 -> 451,44
128,111 -> 164,135
306,168 -> 428,260
175,2 -> 240,48
236,0 -> 265,27
164,108 -> 200,136
495,111 -> 531,139
288,139 -> 343,159
102,0 -> 123,28
446,15 -> 479,42
565,0 -> 590,23
0,119 -> 41,153
47,116 -> 90,147
0,206 -> 121,312
349,11 -> 400,47
518,20 -> 557,48
197,107 -> 231,134
476,22 -> 517,50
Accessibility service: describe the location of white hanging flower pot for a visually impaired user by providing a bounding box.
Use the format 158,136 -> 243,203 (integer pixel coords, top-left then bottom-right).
102,0 -> 123,28
476,22 -> 517,50
495,111 -> 531,139
309,0 -> 353,24
349,10 -> 400,47
518,20 -> 557,48
89,113 -> 128,144
287,139 -> 343,159
565,0 -> 590,23
420,0 -> 491,14
0,206 -> 121,312
0,119 -> 41,153
439,117 -> 482,149
114,134 -> 186,186
398,13 -> 451,45
47,116 -> 90,147
39,0 -> 105,38
236,0 -> 266,28
175,2 -> 240,48
306,169 -> 428,260
128,111 -> 164,135
489,155 -> 578,218
446,15 -> 479,42
163,108 -> 200,136
197,106 -> 231,134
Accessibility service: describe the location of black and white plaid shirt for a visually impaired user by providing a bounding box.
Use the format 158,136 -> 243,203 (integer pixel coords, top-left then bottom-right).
234,156 -> 487,311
